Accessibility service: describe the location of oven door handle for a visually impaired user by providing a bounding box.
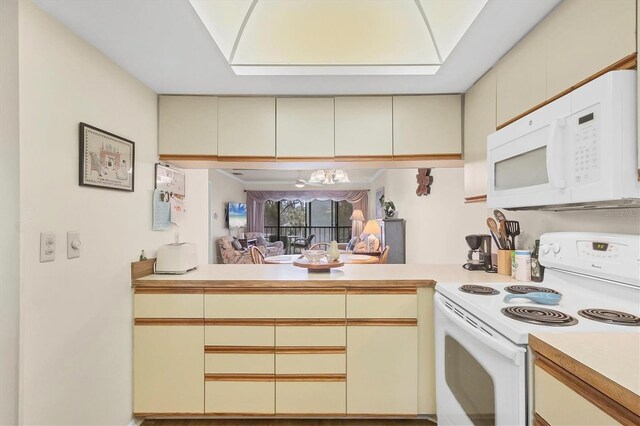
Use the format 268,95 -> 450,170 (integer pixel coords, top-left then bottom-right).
436,295 -> 525,366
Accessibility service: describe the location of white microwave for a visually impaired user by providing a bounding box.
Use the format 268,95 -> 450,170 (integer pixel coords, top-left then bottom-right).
487,70 -> 640,210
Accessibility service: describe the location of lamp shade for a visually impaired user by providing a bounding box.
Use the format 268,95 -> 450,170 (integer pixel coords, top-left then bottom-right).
349,209 -> 364,222
362,219 -> 381,235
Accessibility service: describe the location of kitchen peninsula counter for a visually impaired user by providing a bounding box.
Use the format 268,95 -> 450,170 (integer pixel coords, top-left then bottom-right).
132,263 -> 515,288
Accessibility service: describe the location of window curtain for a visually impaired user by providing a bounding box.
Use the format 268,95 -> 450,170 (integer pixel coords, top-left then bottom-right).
245,190 -> 369,234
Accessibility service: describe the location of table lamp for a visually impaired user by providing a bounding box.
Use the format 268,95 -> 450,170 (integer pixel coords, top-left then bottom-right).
362,220 -> 381,252
350,209 -> 365,239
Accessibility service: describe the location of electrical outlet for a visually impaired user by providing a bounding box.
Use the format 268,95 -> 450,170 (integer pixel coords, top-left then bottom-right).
40,232 -> 55,262
67,231 -> 81,259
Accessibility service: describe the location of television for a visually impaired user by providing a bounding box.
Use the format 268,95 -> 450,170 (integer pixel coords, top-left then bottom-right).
226,202 -> 247,229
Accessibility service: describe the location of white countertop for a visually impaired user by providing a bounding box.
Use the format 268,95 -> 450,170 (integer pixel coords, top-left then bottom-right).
133,263 -> 515,288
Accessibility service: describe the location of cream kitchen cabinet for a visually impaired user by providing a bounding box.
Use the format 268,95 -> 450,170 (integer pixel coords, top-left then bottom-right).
134,325 -> 204,414
495,24 -> 547,126
392,95 -> 462,158
217,97 -> 276,158
334,96 -> 393,158
464,68 -> 496,201
545,0 -> 636,99
158,96 -> 218,156
276,97 -> 334,159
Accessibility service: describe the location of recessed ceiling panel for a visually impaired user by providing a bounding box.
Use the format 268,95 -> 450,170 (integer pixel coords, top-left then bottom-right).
189,0 -> 487,75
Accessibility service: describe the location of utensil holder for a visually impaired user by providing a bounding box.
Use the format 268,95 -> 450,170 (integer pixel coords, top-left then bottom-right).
497,250 -> 512,276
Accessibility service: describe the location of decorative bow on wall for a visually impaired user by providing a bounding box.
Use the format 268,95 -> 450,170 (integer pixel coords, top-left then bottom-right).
416,168 -> 433,196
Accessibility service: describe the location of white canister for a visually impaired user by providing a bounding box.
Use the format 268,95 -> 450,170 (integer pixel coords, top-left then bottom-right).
514,250 -> 532,282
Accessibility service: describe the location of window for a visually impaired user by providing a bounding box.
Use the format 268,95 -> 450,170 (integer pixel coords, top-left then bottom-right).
263,200 -> 354,246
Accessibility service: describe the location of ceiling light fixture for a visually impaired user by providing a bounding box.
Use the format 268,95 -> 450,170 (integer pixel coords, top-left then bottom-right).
309,169 -> 350,185
189,0 -> 487,76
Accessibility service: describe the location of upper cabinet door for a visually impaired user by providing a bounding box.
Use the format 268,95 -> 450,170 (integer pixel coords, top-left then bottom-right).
335,97 -> 392,158
159,96 -> 218,156
545,0 -> 635,98
218,97 -> 276,158
495,25 -> 547,126
392,95 -> 462,157
276,98 -> 334,159
464,69 -> 496,200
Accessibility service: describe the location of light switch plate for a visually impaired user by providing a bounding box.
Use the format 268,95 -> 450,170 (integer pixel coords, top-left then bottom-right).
40,232 -> 55,262
67,231 -> 80,259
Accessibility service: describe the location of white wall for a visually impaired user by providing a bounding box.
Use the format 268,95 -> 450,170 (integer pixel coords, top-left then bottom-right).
18,1 -> 207,424
0,0 -> 20,424
372,168 -> 487,264
209,170 -> 246,263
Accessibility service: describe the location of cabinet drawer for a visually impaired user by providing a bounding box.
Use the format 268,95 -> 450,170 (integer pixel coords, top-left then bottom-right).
276,325 -> 345,347
205,325 -> 274,346
205,381 -> 275,414
276,382 -> 346,414
346,294 -> 417,318
206,353 -> 274,374
205,294 -> 345,318
276,354 -> 345,375
534,365 -> 618,425
134,293 -> 203,318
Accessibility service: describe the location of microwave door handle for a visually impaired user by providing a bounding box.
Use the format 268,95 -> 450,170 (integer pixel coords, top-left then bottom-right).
435,296 -> 524,366
546,118 -> 566,189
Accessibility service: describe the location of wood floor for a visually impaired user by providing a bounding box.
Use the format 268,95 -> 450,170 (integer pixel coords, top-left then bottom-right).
142,419 -> 436,426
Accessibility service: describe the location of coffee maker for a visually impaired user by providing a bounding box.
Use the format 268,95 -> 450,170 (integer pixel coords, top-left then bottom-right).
463,234 -> 493,271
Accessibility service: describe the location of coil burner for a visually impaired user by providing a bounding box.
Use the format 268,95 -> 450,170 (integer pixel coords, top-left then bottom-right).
501,306 -> 578,326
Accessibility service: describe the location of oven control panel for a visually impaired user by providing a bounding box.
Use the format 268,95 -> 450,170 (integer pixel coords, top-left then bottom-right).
571,110 -> 600,185
540,232 -> 640,287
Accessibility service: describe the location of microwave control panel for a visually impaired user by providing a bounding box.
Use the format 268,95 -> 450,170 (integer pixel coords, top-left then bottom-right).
572,110 -> 600,185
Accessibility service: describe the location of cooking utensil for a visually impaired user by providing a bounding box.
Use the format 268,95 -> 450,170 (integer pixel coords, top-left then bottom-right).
505,220 -> 521,250
503,292 -> 561,306
486,218 -> 503,249
498,220 -> 510,249
493,209 -> 507,223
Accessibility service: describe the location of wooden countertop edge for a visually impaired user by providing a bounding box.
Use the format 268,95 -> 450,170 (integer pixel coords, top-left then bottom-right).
131,279 -> 436,289
529,334 -> 640,415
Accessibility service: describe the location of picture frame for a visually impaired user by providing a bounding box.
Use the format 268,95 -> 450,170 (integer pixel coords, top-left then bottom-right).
375,187 -> 385,219
79,122 -> 135,192
155,163 -> 186,197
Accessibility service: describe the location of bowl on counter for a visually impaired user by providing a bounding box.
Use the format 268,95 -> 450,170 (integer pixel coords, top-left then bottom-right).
301,250 -> 327,263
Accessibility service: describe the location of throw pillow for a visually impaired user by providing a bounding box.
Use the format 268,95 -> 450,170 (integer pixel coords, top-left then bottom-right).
231,238 -> 243,251
256,236 -> 268,247
347,236 -> 360,251
353,241 -> 367,252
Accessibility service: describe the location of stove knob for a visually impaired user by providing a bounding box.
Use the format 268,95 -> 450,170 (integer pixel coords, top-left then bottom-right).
540,244 -> 550,255
552,243 -> 561,254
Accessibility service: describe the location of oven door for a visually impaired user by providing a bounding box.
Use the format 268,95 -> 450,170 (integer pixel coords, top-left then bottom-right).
487,95 -> 572,209
435,293 -> 527,426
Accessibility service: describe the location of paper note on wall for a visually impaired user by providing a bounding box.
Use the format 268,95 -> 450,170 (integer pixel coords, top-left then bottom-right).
170,195 -> 186,227
152,189 -> 171,231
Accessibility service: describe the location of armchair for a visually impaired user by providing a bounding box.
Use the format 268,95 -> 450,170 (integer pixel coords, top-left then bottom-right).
245,232 -> 285,257
218,236 -> 265,264
291,234 -> 315,253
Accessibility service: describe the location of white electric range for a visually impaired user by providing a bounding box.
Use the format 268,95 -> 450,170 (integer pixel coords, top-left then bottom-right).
434,232 -> 640,426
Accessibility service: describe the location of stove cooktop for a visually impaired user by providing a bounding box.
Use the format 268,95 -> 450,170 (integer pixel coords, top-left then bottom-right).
501,306 -> 579,326
504,285 -> 561,296
459,284 -> 500,295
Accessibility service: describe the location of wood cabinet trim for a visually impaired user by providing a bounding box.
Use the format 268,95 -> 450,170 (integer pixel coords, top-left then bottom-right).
217,156 -> 277,162
205,374 -> 275,382
204,319 -> 275,326
275,346 -> 346,354
533,412 -> 551,426
134,318 -> 204,326
531,335 -> 640,416
534,355 -> 639,425
203,287 -> 346,294
497,53 -> 637,130
134,287 -> 204,295
133,280 -> 434,289
276,156 -> 336,162
333,155 -> 393,162
205,346 -> 275,354
276,374 -> 346,382
464,194 -> 487,204
392,153 -> 462,161
346,318 -> 418,326
346,288 -> 417,295
159,154 -> 218,162
134,413 -> 418,418
275,319 -> 345,326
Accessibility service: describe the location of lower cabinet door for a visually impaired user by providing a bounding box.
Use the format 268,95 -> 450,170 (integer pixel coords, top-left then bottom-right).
133,325 -> 204,414
205,380 -> 275,414
347,325 -> 418,415
276,381 -> 346,415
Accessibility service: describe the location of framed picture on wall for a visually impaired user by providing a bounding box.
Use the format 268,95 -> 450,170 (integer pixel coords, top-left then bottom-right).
375,187 -> 385,219
79,123 -> 135,192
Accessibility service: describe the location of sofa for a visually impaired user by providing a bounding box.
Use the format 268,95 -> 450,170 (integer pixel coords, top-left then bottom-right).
245,232 -> 285,257
217,236 -> 266,264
